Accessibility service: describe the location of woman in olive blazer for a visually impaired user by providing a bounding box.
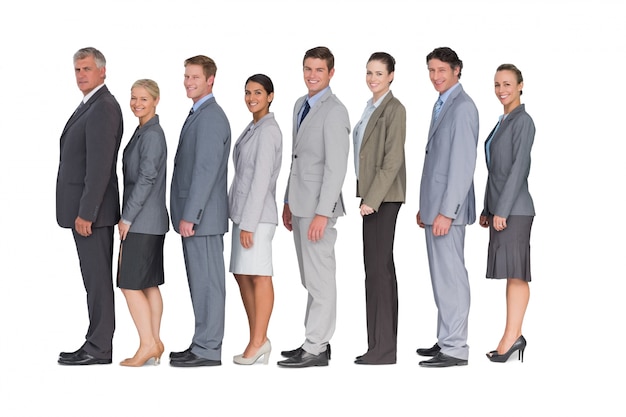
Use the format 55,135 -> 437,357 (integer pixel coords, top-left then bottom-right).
353,52 -> 406,365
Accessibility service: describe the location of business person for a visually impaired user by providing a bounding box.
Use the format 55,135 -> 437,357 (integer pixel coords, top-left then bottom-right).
117,79 -> 169,367
57,47 -> 123,365
278,46 -> 350,368
229,74 -> 282,365
353,52 -> 406,365
169,55 -> 231,367
479,64 -> 535,363
416,47 -> 478,367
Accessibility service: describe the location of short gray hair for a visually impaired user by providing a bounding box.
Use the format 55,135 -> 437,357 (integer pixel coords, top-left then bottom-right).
73,47 -> 106,69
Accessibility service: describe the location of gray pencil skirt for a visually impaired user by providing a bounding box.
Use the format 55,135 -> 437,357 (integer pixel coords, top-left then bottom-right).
486,215 -> 533,282
229,222 -> 276,276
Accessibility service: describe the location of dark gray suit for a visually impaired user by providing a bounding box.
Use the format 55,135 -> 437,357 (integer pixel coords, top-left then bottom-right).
482,104 -> 535,218
121,115 -> 169,234
419,83 -> 478,360
170,95 -> 231,361
56,84 -> 123,358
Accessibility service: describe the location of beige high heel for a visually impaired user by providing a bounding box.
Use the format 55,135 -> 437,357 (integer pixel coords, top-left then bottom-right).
233,339 -> 271,365
120,344 -> 162,367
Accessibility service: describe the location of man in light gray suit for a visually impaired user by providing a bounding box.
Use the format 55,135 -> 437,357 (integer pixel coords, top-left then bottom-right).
169,55 -> 231,367
416,47 -> 479,367
278,46 -> 350,368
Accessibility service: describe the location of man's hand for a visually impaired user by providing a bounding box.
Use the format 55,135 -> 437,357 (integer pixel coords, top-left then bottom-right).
179,220 -> 196,238
308,215 -> 328,242
75,216 -> 93,237
282,204 -> 293,232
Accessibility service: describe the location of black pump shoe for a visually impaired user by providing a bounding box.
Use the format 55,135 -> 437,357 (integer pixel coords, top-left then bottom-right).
487,335 -> 527,363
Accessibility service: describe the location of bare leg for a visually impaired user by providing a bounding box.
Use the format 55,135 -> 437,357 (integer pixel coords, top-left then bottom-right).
235,274 -> 274,357
144,287 -> 163,352
120,288 -> 159,365
235,274 -> 256,343
495,278 -> 529,354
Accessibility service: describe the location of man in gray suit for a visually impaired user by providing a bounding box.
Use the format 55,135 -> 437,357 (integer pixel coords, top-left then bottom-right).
169,55 -> 231,367
57,47 -> 123,365
278,46 -> 350,368
416,47 -> 479,367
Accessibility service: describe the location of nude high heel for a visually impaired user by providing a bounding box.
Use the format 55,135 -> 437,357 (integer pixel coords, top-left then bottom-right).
120,344 -> 162,367
233,339 -> 272,365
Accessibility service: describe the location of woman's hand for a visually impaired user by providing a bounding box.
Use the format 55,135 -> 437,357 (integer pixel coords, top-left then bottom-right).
493,215 -> 507,231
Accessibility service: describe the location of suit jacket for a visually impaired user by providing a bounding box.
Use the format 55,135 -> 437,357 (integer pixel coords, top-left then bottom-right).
285,88 -> 350,218
170,96 -> 231,236
356,91 -> 406,211
482,103 -> 535,218
419,84 -> 479,225
229,113 -> 282,232
120,115 -> 169,235
56,85 -> 123,228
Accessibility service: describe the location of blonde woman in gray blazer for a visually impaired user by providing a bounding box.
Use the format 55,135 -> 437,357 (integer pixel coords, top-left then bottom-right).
353,52 -> 406,365
229,74 -> 282,365
117,79 -> 169,367
479,64 -> 535,363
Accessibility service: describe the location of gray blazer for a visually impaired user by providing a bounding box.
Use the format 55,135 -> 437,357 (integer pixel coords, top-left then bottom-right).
170,96 -> 231,236
229,113 -> 282,232
482,104 -> 535,217
419,84 -> 479,225
56,85 -> 123,228
285,89 -> 350,218
356,91 -> 406,211
121,115 -> 169,235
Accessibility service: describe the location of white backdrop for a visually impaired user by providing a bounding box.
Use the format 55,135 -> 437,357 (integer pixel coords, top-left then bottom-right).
1,0 -> 624,415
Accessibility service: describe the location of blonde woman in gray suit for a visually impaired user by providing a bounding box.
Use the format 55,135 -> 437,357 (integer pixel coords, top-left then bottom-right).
117,79 -> 169,367
479,64 -> 535,363
229,74 -> 282,365
353,52 -> 406,365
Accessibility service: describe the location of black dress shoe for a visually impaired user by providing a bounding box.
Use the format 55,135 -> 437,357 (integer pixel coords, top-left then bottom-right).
416,343 -> 441,357
59,348 -> 83,360
169,352 -> 221,367
169,347 -> 192,359
354,357 -> 396,365
277,349 -> 328,368
58,349 -> 112,365
281,343 -> 331,359
419,352 -> 467,367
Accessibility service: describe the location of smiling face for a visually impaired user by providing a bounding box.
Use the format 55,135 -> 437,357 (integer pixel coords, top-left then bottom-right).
366,59 -> 393,101
130,86 -> 159,126
184,64 -> 213,103
494,69 -> 523,114
74,56 -> 105,95
303,57 -> 334,97
245,80 -> 273,122
427,58 -> 459,94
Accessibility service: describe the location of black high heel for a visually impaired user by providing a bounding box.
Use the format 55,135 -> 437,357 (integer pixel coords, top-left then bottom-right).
486,335 -> 527,363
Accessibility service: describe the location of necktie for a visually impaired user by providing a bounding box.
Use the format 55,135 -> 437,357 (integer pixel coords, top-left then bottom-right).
433,98 -> 443,122
72,100 -> 84,117
299,100 -> 310,126
183,107 -> 194,129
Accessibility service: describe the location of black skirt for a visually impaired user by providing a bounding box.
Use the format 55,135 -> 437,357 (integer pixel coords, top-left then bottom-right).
486,215 -> 533,282
117,232 -> 165,290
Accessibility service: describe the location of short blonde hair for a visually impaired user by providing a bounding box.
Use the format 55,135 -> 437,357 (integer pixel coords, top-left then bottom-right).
131,79 -> 160,100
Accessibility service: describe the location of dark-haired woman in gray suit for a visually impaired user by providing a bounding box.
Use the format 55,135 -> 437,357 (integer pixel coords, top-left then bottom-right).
228,74 -> 282,365
117,79 -> 169,367
479,64 -> 535,363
